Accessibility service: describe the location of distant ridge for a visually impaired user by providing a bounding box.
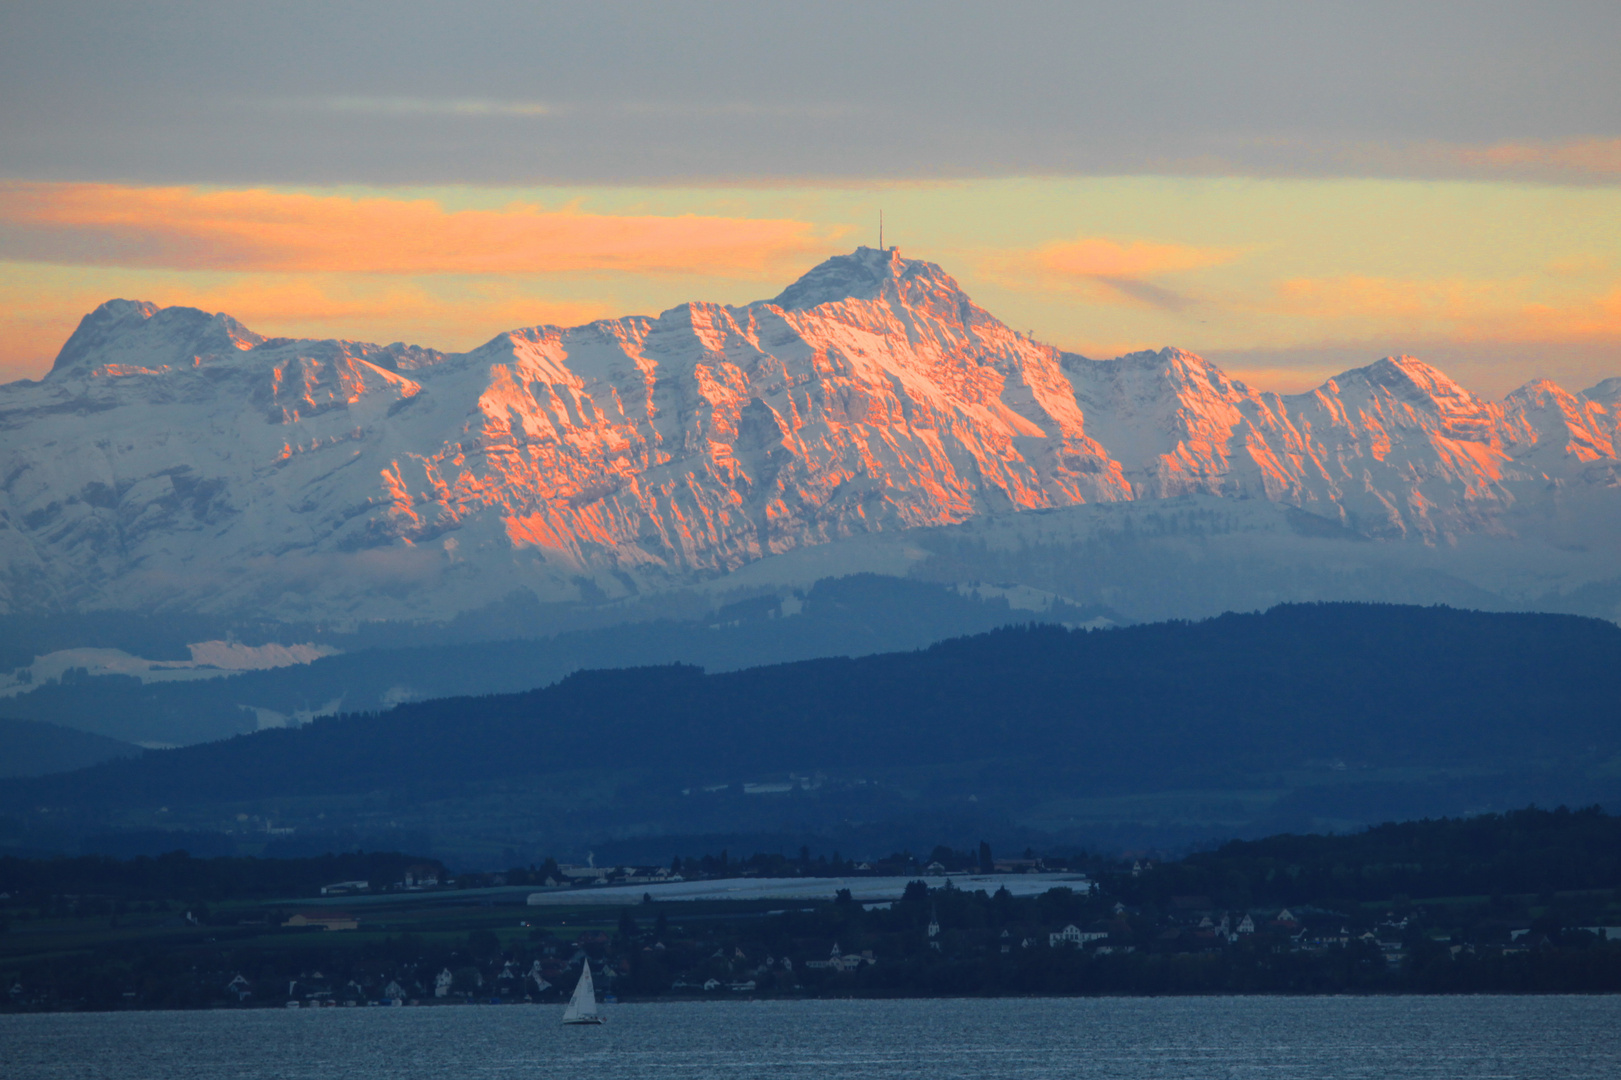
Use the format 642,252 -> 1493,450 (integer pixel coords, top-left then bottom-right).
11,603 -> 1621,860
0,716 -> 140,778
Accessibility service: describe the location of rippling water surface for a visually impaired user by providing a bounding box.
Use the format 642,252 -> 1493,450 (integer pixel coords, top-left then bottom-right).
4,996 -> 1619,1079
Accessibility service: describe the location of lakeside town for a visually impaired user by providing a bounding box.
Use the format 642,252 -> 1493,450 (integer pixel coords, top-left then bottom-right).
5,808 -> 1621,1009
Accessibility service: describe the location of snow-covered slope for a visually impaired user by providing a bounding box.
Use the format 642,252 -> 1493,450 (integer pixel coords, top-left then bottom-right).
3,247 -> 1618,619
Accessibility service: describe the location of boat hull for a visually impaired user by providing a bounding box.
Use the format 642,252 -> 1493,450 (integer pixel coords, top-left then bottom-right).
562,1017 -> 605,1025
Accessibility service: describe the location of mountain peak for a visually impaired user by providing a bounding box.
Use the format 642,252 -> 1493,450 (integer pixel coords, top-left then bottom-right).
49,299 -> 263,377
1585,376 -> 1621,405
49,299 -> 160,375
1334,355 -> 1476,407
767,246 -> 967,312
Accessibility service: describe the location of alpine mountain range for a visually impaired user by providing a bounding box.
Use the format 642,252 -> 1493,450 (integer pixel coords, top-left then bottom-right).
4,245 -> 1621,627
7,248 -> 1621,853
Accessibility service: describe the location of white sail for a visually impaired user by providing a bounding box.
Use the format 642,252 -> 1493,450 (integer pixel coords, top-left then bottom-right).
561,962 -> 600,1024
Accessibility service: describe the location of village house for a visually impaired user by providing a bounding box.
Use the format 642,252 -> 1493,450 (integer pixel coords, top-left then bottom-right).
804,943 -> 874,972
403,865 -> 440,888
293,971 -> 332,1002
1300,929 -> 1351,951
1049,924 -> 1109,948
560,864 -> 616,882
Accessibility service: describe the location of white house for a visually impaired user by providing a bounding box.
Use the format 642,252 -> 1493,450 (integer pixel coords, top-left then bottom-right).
1049,924 -> 1109,948
805,943 -> 872,972
404,865 -> 440,888
434,968 -> 454,998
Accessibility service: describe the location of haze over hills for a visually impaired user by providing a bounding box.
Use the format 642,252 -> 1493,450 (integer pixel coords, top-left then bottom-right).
7,604 -> 1621,866
4,246 -> 1620,628
0,575 -> 1112,747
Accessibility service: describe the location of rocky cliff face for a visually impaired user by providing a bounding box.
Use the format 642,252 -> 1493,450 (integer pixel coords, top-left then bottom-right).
3,247 -> 1618,619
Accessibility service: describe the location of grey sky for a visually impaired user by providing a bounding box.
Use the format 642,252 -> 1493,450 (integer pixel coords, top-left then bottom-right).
3,1 -> 1618,185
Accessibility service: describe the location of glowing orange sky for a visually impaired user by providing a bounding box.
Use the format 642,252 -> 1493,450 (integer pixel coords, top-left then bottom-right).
3,176 -> 1618,399
1,6 -> 1616,397
0,183 -> 832,276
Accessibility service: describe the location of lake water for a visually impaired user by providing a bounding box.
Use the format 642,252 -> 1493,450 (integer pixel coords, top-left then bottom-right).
3,996 -> 1618,1079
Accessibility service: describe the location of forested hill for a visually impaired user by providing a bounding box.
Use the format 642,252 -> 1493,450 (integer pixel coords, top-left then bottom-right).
0,718 -> 139,779
12,603 -> 1621,816
1111,805 -> 1621,908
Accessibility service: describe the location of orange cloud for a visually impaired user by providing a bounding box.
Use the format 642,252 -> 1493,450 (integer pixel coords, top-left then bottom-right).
1271,275 -> 1621,344
981,236 -> 1245,310
1517,287 -> 1621,342
0,183 -> 834,277
1448,138 -> 1621,180
1184,135 -> 1621,185
1306,137 -> 1621,185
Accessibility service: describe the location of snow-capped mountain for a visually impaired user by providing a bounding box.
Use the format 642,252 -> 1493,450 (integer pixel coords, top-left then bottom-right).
3,247 -> 1619,620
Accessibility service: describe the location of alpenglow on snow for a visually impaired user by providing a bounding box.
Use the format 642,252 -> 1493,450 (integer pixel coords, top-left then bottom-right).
3,247 -> 1619,620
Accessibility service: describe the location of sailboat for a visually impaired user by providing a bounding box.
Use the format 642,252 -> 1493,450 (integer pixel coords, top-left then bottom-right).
561,961 -> 604,1025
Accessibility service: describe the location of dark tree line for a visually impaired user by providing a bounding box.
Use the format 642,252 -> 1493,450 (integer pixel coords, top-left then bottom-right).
1096,805 -> 1621,909
0,850 -> 444,904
